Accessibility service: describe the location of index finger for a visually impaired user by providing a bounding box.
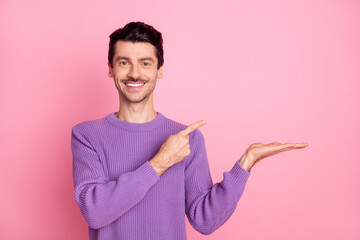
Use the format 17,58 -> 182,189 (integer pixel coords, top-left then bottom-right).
274,142 -> 309,152
179,120 -> 207,136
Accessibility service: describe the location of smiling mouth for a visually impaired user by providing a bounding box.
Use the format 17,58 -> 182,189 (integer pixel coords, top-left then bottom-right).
121,77 -> 147,86
121,79 -> 147,91
125,82 -> 145,87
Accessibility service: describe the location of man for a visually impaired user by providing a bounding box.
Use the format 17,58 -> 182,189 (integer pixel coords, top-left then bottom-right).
71,22 -> 308,240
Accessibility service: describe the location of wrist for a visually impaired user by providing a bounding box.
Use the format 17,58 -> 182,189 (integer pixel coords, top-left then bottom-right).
238,152 -> 254,172
149,154 -> 169,176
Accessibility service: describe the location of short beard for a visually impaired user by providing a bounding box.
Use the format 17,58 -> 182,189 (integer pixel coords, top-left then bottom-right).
115,77 -> 152,103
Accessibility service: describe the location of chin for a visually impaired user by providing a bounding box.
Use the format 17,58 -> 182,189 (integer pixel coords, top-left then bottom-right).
124,95 -> 148,103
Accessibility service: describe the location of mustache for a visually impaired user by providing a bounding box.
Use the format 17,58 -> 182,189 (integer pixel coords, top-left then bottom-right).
120,77 -> 148,83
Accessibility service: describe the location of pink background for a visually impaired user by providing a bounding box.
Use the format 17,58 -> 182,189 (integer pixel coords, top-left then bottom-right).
1,0 -> 359,239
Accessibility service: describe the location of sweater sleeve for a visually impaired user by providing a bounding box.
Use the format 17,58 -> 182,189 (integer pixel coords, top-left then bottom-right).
71,126 -> 160,229
184,129 -> 250,235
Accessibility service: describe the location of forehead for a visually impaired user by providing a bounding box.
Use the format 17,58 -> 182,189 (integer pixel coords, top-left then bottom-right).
114,41 -> 157,59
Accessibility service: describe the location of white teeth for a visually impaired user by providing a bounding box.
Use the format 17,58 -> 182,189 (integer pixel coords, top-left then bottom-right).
126,83 -> 144,87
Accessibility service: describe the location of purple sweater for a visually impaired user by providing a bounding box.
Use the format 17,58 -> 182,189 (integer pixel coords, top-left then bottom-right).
71,112 -> 250,240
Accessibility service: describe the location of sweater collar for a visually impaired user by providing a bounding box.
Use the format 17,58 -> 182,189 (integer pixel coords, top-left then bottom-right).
105,112 -> 166,132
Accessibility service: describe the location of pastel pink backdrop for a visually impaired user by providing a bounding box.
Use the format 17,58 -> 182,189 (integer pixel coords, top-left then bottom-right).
1,0 -> 359,239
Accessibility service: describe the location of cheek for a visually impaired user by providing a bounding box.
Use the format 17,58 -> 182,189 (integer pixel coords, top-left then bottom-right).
152,69 -> 161,79
114,69 -> 127,79
151,73 -> 159,81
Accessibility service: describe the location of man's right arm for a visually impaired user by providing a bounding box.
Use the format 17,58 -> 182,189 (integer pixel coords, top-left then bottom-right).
71,126 -> 160,229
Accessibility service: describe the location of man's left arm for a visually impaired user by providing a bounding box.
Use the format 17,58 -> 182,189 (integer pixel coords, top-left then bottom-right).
184,129 -> 308,235
184,129 -> 250,235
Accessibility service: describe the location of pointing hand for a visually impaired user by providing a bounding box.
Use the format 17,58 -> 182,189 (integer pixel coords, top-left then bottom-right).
150,120 -> 207,176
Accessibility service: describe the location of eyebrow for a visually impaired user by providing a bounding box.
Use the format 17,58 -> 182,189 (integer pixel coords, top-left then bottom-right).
139,57 -> 155,62
115,56 -> 155,62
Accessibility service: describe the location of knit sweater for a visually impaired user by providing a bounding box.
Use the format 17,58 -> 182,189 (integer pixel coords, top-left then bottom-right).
71,112 -> 250,240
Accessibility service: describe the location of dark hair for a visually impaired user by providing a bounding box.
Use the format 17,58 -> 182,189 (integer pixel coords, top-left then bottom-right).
108,22 -> 164,69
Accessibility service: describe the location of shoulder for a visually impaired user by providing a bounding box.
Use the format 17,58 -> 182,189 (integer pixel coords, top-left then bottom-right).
162,115 -> 205,142
161,115 -> 189,133
162,116 -> 187,132
72,114 -> 109,137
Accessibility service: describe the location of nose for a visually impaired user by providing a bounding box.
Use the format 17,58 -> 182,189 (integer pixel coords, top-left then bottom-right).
127,65 -> 141,79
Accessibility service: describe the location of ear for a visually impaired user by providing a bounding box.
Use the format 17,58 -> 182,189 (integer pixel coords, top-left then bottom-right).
108,63 -> 113,78
157,66 -> 163,79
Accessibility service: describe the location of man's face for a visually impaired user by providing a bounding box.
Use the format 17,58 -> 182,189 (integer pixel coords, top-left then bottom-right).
108,41 -> 163,104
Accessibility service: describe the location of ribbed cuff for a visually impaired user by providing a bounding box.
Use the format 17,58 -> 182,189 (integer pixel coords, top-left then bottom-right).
232,161 -> 250,181
136,161 -> 161,190
225,161 -> 251,195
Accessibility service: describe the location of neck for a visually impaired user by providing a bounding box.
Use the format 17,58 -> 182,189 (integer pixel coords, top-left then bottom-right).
116,95 -> 157,123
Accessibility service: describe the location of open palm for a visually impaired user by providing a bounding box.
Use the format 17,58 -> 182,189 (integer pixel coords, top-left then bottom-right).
240,142 -> 309,171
